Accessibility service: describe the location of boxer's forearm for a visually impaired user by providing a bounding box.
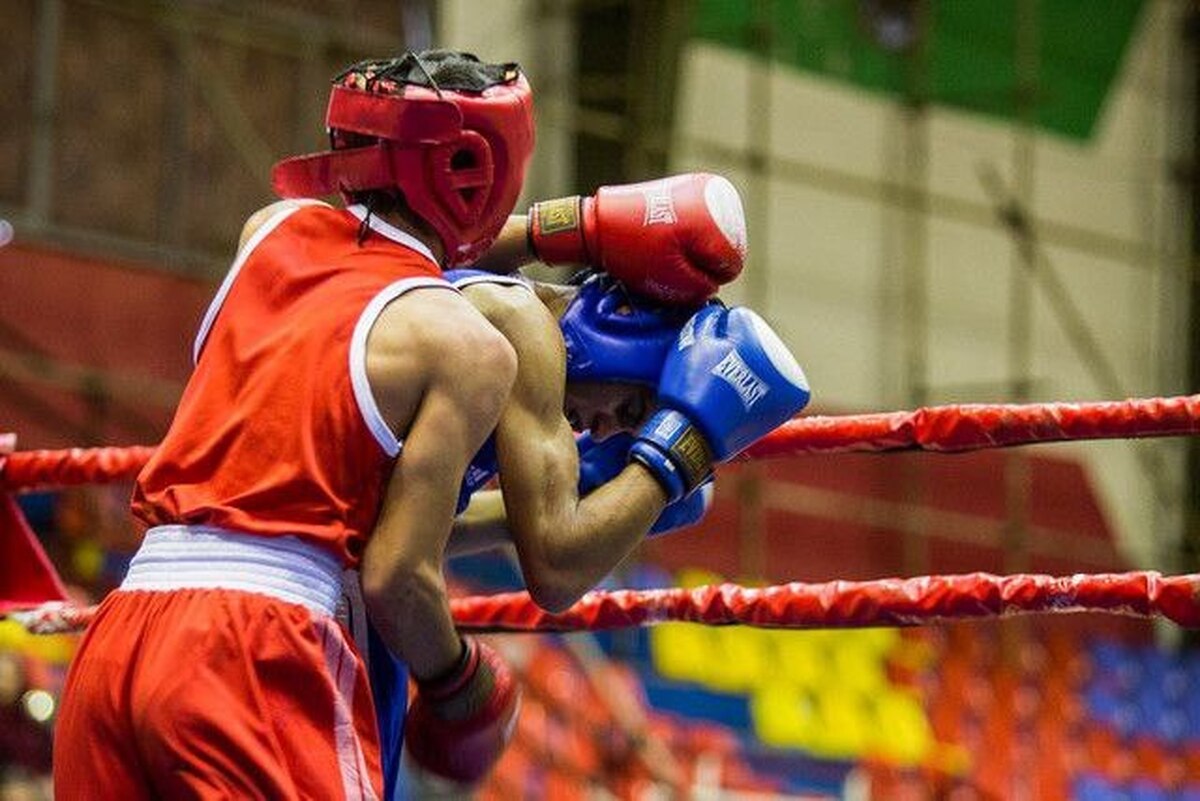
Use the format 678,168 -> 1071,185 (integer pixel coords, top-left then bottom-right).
467,214 -> 535,274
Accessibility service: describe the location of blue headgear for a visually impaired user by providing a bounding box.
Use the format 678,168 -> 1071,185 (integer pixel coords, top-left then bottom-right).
559,275 -> 694,385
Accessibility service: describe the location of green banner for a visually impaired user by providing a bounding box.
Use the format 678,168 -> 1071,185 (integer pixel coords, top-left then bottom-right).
694,0 -> 1145,141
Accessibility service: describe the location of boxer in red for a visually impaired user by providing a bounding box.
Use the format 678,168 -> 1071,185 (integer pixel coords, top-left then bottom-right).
52,50 -> 791,799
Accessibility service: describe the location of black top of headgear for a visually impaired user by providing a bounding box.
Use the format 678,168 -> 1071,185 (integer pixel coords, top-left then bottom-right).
334,52 -> 521,95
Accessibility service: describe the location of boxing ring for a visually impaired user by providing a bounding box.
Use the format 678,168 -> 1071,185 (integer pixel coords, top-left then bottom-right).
4,392 -> 1200,635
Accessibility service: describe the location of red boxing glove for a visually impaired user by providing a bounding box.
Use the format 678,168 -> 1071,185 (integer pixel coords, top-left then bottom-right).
529,172 -> 746,306
404,637 -> 520,785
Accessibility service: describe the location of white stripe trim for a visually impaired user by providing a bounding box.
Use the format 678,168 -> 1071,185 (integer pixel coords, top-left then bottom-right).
452,273 -> 534,293
345,204 -> 438,265
350,277 -> 458,457
319,618 -> 379,801
193,205 -> 303,365
119,526 -> 343,616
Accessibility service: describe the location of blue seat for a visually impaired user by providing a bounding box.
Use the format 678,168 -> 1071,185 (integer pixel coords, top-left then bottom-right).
1088,640 -> 1141,696
1071,773 -> 1119,801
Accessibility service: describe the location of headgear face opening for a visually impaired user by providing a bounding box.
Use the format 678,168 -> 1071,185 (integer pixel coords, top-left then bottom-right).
271,52 -> 536,267
560,275 -> 695,386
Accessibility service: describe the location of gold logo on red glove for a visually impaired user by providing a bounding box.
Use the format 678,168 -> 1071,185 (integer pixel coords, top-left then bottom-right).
535,197 -> 580,235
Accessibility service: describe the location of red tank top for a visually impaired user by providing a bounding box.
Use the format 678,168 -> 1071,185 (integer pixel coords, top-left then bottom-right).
132,203 -> 450,566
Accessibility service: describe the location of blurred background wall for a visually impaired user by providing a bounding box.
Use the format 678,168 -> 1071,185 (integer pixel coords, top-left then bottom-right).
1,1 -> 1199,798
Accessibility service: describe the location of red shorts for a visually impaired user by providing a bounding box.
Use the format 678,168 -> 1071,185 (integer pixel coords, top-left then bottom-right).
53,528 -> 382,800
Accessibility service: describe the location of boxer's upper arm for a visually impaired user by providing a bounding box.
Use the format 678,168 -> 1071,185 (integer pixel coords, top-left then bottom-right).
461,282 -> 580,534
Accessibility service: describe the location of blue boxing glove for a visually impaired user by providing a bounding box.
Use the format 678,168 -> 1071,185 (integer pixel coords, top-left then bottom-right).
576,431 -> 633,496
649,481 -> 713,537
576,432 -> 713,536
630,305 -> 810,502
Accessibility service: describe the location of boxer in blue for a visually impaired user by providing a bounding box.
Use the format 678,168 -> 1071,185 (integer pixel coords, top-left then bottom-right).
366,269 -> 811,797
445,271 -> 720,553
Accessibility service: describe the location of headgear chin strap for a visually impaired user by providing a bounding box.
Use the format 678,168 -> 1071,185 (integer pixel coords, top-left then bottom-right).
271,54 -> 536,267
560,275 -> 697,385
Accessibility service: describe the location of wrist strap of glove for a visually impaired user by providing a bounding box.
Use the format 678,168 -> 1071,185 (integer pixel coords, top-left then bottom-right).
529,196 -> 590,264
631,409 -> 714,504
416,638 -> 478,702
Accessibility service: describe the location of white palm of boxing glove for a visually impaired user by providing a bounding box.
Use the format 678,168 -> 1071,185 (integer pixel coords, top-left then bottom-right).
630,305 -> 810,502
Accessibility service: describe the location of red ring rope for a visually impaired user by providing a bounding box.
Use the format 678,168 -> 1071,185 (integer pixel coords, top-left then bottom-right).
3,394 -> 1197,492
1,444 -> 154,492
10,571 -> 1200,635
742,393 -> 1200,458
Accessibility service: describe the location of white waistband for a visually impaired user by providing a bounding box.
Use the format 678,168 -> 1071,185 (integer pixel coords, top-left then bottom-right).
120,525 -> 344,617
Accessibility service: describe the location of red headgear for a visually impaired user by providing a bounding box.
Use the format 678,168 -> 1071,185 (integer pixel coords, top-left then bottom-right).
271,54 -> 535,266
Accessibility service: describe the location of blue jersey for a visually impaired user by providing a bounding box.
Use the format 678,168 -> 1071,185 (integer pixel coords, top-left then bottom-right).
456,434 -> 499,514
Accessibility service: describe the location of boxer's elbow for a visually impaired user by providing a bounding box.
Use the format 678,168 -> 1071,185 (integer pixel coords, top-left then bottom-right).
519,550 -> 590,614
360,556 -> 445,623
525,575 -> 583,615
